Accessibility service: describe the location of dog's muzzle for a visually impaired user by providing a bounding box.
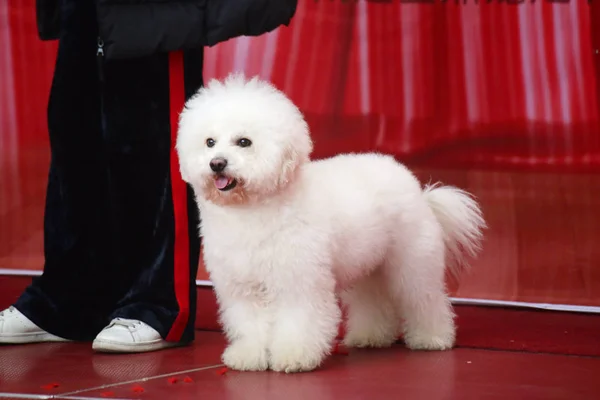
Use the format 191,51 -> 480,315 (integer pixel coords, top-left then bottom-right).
209,157 -> 237,191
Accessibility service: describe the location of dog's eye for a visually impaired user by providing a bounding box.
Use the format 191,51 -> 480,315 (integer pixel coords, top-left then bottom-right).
237,138 -> 252,148
206,138 -> 215,148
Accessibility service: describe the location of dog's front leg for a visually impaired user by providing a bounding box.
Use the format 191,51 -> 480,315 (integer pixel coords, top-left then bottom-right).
268,269 -> 340,373
218,295 -> 271,372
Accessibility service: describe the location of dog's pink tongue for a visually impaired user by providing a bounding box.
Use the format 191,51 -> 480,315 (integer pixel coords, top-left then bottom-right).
214,176 -> 230,189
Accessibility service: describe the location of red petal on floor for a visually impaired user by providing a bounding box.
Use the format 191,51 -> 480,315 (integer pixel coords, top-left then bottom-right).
40,382 -> 59,390
131,385 -> 145,393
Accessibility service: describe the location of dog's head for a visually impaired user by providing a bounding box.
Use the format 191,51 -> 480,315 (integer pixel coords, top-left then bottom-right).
176,74 -> 313,206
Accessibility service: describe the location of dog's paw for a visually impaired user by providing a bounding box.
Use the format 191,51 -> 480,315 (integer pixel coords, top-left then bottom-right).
269,345 -> 324,373
343,330 -> 397,349
403,332 -> 455,351
222,340 -> 269,371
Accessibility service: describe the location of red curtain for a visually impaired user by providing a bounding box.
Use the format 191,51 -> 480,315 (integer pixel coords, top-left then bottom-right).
1,0 -> 56,271
205,1 -> 600,172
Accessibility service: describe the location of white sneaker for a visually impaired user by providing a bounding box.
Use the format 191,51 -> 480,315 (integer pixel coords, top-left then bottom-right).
0,306 -> 70,344
92,318 -> 178,353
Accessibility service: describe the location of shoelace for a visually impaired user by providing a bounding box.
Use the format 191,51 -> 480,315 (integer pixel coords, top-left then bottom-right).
109,318 -> 143,329
0,306 -> 15,318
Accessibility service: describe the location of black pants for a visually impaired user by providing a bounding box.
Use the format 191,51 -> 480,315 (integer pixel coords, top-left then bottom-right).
14,0 -> 202,343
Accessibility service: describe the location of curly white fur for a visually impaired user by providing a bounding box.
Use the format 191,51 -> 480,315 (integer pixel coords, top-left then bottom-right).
176,74 -> 486,373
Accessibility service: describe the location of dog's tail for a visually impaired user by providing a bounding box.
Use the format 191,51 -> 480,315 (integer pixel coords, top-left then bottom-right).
423,183 -> 486,279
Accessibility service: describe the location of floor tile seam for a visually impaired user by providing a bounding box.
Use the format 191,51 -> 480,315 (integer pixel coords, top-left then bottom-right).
0,393 -> 52,399
58,396 -> 133,400
0,393 -> 134,400
53,363 -> 225,397
455,346 -> 600,359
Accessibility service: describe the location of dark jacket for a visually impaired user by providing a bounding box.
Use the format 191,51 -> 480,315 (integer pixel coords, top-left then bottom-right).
36,0 -> 297,59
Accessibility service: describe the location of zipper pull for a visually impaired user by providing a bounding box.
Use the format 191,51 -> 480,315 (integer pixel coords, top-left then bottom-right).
97,37 -> 104,57
96,37 -> 105,83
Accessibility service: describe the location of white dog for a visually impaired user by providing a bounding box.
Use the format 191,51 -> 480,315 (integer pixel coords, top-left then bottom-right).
176,74 -> 485,373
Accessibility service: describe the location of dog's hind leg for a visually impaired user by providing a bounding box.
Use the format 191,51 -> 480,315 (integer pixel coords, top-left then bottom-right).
341,269 -> 400,348
383,220 -> 456,351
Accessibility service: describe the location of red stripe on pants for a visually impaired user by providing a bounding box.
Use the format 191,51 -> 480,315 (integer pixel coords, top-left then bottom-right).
166,51 -> 190,342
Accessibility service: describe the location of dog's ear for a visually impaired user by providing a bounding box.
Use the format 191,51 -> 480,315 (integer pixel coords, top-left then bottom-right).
278,123 -> 313,187
175,142 -> 191,183
179,165 -> 190,183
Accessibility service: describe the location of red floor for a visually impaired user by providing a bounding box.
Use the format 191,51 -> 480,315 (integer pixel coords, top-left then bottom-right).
1,281 -> 600,399
1,331 -> 599,400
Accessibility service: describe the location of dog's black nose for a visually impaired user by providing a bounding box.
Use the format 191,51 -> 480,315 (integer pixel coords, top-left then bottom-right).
209,157 -> 227,172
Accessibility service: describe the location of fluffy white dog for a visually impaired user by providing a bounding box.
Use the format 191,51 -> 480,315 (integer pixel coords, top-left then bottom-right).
176,74 -> 485,373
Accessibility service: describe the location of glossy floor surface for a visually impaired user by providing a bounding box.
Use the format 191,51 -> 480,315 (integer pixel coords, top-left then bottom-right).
1,329 -> 599,400
2,282 -> 600,399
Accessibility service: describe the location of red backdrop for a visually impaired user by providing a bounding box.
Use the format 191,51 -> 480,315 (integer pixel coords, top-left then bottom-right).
205,0 -> 600,171
2,0 -> 600,307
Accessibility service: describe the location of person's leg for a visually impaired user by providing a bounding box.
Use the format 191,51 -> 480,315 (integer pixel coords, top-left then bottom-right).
2,0 -> 115,342
91,49 -> 203,352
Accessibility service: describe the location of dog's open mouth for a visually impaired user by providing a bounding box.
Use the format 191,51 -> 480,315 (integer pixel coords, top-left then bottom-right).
214,175 -> 237,191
